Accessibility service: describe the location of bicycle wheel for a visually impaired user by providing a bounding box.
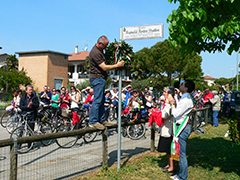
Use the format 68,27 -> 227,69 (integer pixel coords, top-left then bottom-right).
83,120 -> 97,143
10,126 -> 34,154
55,123 -> 78,148
1,111 -> 14,128
39,122 -> 53,146
6,114 -> 22,134
127,123 -> 146,140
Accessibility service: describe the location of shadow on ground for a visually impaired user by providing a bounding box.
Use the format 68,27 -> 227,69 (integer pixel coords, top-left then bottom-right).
108,147 -> 149,167
153,136 -> 240,176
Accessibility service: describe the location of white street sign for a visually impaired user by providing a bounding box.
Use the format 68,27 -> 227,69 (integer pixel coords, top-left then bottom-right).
120,24 -> 163,41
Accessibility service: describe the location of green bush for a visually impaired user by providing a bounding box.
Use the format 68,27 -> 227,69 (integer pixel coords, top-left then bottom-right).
228,112 -> 240,145
76,80 -> 92,91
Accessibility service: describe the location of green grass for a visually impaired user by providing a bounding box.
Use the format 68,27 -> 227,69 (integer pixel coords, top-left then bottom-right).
72,118 -> 240,180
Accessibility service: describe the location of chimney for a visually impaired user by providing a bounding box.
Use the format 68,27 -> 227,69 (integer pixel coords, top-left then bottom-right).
75,45 -> 78,53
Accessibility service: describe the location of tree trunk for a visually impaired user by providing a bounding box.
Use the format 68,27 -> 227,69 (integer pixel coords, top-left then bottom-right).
168,73 -> 171,86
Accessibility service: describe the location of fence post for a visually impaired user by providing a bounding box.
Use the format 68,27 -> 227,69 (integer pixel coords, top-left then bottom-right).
10,138 -> 17,180
150,123 -> 155,152
205,108 -> 208,126
194,111 -> 197,131
102,128 -> 108,168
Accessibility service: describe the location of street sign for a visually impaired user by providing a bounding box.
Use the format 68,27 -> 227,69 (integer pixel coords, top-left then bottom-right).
117,24 -> 163,171
120,24 -> 163,41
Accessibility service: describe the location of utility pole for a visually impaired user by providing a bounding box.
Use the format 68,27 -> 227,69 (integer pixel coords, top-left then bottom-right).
237,51 -> 239,91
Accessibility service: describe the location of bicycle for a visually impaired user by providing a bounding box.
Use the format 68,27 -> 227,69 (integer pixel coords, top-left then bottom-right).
1,107 -> 16,128
10,112 -> 53,153
55,108 -> 97,148
5,106 -> 22,134
121,111 -> 146,140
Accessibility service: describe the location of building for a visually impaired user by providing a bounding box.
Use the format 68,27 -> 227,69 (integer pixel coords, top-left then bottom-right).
0,53 -> 8,69
68,45 -> 89,86
202,75 -> 216,86
16,50 -> 70,91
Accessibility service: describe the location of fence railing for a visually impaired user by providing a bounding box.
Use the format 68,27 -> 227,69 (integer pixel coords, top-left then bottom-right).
0,107 -> 211,180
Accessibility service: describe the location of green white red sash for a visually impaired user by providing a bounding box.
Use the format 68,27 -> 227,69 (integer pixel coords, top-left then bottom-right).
171,114 -> 190,161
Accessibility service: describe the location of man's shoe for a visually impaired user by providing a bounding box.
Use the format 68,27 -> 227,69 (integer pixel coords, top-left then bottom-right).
102,121 -> 113,127
89,122 -> 105,130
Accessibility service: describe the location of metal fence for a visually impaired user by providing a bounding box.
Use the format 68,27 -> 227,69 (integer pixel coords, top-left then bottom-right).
0,107 -> 210,180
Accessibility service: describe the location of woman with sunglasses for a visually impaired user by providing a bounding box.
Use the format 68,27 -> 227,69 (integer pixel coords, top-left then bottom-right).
69,86 -> 80,112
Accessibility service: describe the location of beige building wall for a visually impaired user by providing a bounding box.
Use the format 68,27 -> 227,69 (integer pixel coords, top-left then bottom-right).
18,51 -> 69,92
18,54 -> 48,92
48,53 -> 68,89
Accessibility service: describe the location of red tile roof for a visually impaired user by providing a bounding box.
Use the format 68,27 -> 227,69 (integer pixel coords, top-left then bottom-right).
0,53 -> 8,56
68,51 -> 89,61
202,75 -> 216,80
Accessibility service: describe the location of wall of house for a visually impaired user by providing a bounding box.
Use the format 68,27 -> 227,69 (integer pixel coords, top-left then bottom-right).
18,52 -> 68,92
48,53 -> 68,89
18,54 -> 48,92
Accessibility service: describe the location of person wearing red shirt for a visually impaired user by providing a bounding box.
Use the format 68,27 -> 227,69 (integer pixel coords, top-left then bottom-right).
84,88 -> 94,105
203,88 -> 213,105
203,88 -> 213,123
58,87 -> 70,109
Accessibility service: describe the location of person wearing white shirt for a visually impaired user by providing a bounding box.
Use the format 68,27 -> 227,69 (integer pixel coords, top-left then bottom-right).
168,80 -> 195,180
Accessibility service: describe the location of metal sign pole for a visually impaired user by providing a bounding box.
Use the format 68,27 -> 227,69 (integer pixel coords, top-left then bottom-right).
117,24 -> 163,170
117,69 -> 122,170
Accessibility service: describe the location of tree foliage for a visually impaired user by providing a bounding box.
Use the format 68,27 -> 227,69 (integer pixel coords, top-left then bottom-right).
0,55 -> 32,93
0,69 -> 32,93
131,47 -> 151,80
130,79 -> 150,91
76,80 -> 92,91
167,0 -> 240,55
132,40 -> 203,86
6,54 -> 18,70
84,56 -> 90,74
214,77 -> 231,86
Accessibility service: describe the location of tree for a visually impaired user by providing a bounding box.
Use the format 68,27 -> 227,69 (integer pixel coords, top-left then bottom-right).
130,79 -> 150,91
76,80 -> 91,91
167,0 -> 240,55
214,77 -> 231,86
132,40 -> 203,86
131,47 -> 151,80
0,55 -> 32,93
84,56 -> 89,74
0,68 -> 32,93
5,54 -> 18,70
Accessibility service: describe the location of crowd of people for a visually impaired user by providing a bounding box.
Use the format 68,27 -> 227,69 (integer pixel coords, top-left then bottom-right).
6,35 -> 235,180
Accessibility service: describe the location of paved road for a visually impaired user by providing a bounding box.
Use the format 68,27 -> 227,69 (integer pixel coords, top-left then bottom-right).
0,120 -> 160,180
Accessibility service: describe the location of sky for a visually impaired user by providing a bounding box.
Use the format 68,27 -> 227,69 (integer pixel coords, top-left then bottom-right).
0,0 -> 239,79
